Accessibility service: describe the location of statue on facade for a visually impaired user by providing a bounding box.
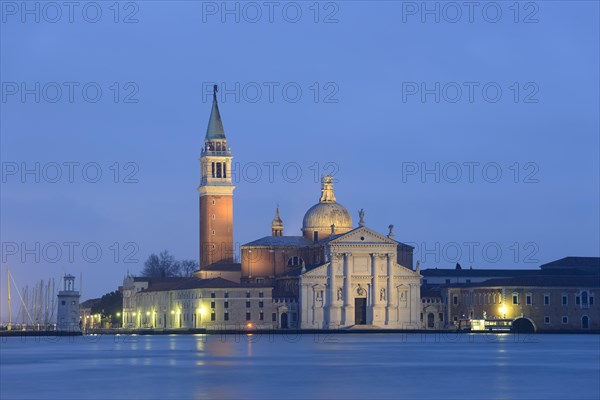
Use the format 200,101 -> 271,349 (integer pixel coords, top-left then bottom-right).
337,287 -> 343,301
388,224 -> 395,239
357,285 -> 365,296
358,209 -> 365,226
380,288 -> 386,301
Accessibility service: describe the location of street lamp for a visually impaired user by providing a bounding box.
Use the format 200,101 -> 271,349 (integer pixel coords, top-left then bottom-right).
499,305 -> 507,318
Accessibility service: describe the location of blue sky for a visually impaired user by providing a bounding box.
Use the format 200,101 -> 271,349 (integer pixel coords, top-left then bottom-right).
1,1 -> 599,317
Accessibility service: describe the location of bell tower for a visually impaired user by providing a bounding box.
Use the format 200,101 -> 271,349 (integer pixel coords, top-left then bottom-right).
271,207 -> 284,236
198,85 -> 235,268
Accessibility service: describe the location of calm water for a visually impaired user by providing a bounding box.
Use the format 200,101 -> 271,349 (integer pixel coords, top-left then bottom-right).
1,333 -> 599,400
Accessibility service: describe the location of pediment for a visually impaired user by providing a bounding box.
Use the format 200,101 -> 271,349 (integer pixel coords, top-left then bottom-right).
392,263 -> 422,278
329,226 -> 397,245
302,263 -> 329,277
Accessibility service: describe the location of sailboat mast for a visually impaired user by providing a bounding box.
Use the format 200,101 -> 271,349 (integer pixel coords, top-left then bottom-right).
7,269 -> 11,328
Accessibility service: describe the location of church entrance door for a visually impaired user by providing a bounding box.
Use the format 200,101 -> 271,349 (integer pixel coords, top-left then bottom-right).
355,298 -> 367,325
427,313 -> 435,328
281,313 -> 288,329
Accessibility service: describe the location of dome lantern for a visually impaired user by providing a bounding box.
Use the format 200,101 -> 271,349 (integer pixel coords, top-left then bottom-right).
302,176 -> 353,241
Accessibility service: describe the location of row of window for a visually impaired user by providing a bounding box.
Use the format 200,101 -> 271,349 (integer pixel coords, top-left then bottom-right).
173,290 -> 265,301
517,292 -> 594,306
210,162 -> 227,179
544,315 -> 591,328
452,291 -> 595,306
205,141 -> 228,152
209,311 -> 278,322
210,301 -> 265,309
452,292 -> 503,305
209,291 -> 264,299
420,312 -> 444,322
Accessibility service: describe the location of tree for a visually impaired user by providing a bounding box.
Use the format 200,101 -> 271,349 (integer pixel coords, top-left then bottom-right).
91,291 -> 122,317
140,251 -> 199,278
179,259 -> 199,277
141,251 -> 179,278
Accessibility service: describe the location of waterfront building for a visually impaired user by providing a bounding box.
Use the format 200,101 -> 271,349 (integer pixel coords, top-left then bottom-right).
56,274 -> 80,332
121,276 -> 275,329
421,257 -> 599,332
444,276 -> 598,332
420,287 -> 445,330
79,298 -> 101,330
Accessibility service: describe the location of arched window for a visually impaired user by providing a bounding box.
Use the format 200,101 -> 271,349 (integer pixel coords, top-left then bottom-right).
287,256 -> 304,267
582,291 -> 588,305
427,313 -> 435,328
582,315 -> 589,329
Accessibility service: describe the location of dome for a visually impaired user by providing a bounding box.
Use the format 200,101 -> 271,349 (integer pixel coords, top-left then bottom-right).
301,176 -> 353,240
302,202 -> 353,232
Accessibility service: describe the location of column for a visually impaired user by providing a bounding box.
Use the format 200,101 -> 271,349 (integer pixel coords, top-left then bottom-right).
409,283 -> 417,326
385,253 -> 395,325
311,286 -> 316,327
342,253 -> 353,325
299,282 -> 309,329
371,253 -> 378,306
371,253 -> 383,325
327,254 -> 341,328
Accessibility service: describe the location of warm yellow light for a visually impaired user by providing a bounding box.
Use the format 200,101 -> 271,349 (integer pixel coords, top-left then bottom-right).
132,312 -> 136,316
499,306 -> 507,314
171,310 -> 175,314
116,312 -> 121,317
146,311 -> 150,316
246,323 -> 253,329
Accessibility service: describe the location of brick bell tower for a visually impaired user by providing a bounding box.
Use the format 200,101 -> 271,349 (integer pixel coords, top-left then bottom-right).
198,85 -> 235,268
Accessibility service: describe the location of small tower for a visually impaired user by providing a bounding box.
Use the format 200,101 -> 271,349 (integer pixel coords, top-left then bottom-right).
271,207 -> 284,236
198,85 -> 235,268
56,274 -> 80,332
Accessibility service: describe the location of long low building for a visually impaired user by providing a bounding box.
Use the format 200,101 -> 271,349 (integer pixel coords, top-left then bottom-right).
121,276 -> 277,330
420,257 -> 600,332
444,276 -> 598,332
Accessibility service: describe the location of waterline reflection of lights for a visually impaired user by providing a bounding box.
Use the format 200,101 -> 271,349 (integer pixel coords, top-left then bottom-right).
195,337 -> 206,352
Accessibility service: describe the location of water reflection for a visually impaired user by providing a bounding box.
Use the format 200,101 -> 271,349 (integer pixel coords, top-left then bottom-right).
0,334 -> 598,400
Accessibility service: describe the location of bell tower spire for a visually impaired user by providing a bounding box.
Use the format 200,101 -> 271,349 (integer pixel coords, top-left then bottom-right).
198,85 -> 235,268
271,206 -> 284,236
206,85 -> 226,141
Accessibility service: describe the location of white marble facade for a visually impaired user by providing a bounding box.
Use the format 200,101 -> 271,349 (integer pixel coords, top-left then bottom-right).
298,226 -> 421,329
